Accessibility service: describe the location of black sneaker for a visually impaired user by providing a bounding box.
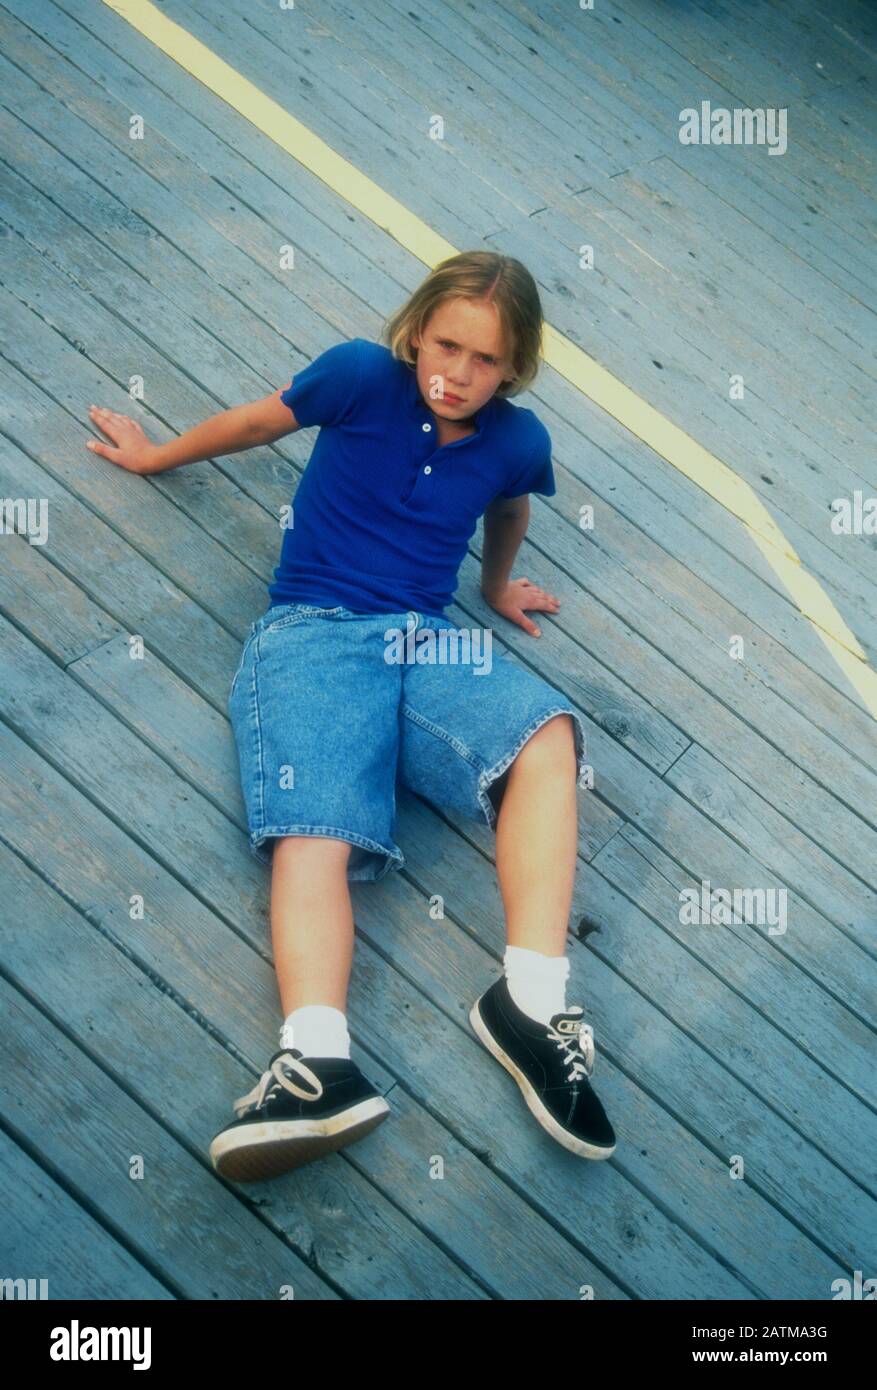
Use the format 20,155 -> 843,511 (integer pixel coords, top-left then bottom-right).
209,1048 -> 390,1182
469,976 -> 616,1160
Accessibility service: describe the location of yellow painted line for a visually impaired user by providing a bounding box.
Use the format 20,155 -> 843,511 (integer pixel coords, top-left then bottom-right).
102,0 -> 877,719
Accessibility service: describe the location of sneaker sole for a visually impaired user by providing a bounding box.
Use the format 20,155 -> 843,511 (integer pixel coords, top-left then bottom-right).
209,1096 -> 391,1182
469,999 -> 616,1160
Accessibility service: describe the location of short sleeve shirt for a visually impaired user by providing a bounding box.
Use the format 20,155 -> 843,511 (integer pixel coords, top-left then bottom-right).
267,338 -> 555,619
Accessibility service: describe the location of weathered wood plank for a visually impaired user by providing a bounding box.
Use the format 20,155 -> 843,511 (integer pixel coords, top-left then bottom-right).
594,0 -> 877,215
0,980 -> 338,1299
1,0 -> 414,316
664,742 -> 877,941
572,169 -> 874,447
696,0 -> 877,92
594,827 -> 877,1117
187,0 -> 635,195
18,0 -> 498,240
0,1129 -> 174,1299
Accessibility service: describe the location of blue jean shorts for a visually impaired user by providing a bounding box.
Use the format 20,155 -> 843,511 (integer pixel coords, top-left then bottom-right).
227,603 -> 587,881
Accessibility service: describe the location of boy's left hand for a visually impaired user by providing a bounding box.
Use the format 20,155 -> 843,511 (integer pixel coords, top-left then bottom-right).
483,577 -> 560,637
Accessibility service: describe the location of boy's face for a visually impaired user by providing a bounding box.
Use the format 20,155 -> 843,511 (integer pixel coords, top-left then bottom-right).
411,298 -> 515,425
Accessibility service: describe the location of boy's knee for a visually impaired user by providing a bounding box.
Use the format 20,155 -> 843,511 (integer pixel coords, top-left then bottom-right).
516,713 -> 576,763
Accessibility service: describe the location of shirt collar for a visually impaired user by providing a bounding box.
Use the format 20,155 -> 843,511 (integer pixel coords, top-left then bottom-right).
402,358 -> 495,434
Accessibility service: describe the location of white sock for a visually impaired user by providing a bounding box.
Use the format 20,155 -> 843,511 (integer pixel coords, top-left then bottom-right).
503,944 -> 570,1026
279,1005 -> 350,1059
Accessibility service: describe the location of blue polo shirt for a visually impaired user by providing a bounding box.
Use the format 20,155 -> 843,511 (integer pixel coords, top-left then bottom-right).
267,337 -> 555,619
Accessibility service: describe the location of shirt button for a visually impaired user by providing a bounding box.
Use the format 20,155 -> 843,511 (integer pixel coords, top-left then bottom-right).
422,423 -> 431,432
424,465 -> 432,474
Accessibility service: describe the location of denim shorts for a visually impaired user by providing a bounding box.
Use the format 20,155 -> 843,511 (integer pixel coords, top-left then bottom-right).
227,602 -> 587,882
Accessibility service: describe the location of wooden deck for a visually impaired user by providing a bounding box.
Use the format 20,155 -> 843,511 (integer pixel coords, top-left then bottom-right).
0,0 -> 875,1300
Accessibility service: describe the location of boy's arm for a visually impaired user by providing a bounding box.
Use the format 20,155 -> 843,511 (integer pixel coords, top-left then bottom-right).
481,494 -> 530,602
480,494 -> 560,638
85,385 -> 301,475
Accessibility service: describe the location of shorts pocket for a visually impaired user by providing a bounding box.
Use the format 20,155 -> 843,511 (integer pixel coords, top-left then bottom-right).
259,604 -> 348,635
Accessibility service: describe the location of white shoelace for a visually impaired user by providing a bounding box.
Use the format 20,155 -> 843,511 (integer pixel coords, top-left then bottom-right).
233,1052 -> 324,1118
548,1018 -> 595,1083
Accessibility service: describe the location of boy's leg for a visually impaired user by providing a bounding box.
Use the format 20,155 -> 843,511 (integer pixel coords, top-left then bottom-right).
210,829 -> 392,1179
398,645 -> 585,953
229,606 -> 408,1036
271,835 -> 355,1015
494,713 -> 578,957
397,655 -> 615,1157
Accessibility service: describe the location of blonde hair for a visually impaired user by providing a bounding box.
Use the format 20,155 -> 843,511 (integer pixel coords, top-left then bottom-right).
381,251 -> 544,398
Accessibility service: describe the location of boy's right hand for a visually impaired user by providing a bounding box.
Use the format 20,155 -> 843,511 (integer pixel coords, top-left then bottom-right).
86,405 -> 163,474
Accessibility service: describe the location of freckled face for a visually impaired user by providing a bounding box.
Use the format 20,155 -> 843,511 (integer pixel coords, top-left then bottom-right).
411,298 -> 515,423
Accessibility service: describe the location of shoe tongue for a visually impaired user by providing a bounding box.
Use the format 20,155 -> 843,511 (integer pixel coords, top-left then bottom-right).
275,1048 -> 347,1070
549,1007 -> 596,1079
550,1006 -> 584,1036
